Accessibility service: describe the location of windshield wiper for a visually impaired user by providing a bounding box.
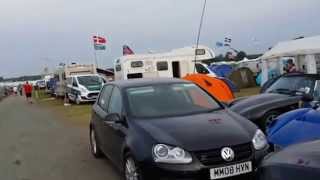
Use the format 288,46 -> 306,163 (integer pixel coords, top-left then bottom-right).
269,88 -> 303,96
269,88 -> 293,94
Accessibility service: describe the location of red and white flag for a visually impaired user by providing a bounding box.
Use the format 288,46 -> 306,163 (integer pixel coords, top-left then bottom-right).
93,36 -> 107,45
123,45 -> 134,56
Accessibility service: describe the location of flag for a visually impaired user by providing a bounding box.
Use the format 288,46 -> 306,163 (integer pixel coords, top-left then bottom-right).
93,36 -> 107,50
216,41 -> 224,47
224,37 -> 232,43
94,44 -> 106,50
224,37 -> 232,47
123,45 -> 134,56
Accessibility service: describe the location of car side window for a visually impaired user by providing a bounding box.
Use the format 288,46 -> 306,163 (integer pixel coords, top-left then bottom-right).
108,87 -> 122,115
98,85 -> 113,111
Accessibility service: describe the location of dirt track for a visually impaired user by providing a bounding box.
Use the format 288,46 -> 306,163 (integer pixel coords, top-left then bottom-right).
0,96 -> 121,180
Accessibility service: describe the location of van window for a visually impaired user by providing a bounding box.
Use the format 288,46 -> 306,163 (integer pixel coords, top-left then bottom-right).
116,64 -> 121,72
127,73 -> 143,79
195,49 -> 206,55
72,77 -> 78,87
131,61 -> 143,68
157,61 -> 168,71
195,64 -> 209,74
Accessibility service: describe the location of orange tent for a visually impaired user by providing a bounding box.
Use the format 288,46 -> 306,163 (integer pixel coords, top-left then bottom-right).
183,74 -> 235,102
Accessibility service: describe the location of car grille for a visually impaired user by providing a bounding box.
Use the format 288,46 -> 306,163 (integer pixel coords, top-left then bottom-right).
88,92 -> 99,98
194,143 -> 253,166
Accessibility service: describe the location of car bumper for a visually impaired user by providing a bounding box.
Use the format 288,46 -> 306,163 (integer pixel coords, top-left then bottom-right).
79,96 -> 97,102
139,147 -> 269,180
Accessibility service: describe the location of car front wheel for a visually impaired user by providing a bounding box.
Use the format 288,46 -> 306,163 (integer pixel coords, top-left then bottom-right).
124,154 -> 142,180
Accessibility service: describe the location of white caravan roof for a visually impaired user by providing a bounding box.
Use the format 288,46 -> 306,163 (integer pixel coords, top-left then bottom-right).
117,45 -> 215,62
262,35 -> 320,60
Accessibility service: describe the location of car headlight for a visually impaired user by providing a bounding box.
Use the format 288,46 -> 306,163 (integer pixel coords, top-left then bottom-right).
153,144 -> 192,164
80,87 -> 87,93
252,129 -> 268,150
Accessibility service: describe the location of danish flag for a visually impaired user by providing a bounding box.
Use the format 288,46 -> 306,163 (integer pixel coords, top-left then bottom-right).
93,36 -> 107,45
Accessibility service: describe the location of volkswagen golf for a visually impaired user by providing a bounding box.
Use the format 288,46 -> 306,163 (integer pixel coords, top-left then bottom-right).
89,78 -> 269,180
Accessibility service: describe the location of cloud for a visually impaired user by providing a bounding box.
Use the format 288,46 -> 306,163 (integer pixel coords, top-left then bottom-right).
0,0 -> 319,77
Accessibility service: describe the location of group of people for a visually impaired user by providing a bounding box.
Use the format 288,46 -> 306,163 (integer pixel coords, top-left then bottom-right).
11,81 -> 33,103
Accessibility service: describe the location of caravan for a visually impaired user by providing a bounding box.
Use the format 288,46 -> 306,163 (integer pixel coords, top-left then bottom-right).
114,45 -> 216,80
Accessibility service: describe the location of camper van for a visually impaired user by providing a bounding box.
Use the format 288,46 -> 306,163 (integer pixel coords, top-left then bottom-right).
114,45 -> 216,80
66,74 -> 105,104
53,64 -> 99,98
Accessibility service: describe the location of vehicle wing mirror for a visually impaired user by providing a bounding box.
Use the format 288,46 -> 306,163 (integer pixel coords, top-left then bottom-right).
301,93 -> 313,102
106,113 -> 123,123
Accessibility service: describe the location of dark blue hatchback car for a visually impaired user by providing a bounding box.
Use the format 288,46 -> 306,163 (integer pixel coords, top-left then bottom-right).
89,78 -> 269,180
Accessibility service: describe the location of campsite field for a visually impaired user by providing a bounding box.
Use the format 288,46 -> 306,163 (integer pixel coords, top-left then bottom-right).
34,86 -> 261,126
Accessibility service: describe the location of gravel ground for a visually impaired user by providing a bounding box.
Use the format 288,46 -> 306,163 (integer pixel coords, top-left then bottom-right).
0,96 -> 121,180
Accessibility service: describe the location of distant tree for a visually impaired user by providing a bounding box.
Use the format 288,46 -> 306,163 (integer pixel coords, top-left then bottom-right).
0,76 -> 3,82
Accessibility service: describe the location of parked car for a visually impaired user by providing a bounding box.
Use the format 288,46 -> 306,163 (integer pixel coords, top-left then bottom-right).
258,140 -> 320,180
66,74 -> 105,104
35,80 -> 46,89
89,78 -> 269,180
267,107 -> 320,149
229,73 -> 320,130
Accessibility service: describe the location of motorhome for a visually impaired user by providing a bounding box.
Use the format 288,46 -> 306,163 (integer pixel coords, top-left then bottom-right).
114,45 -> 216,80
53,64 -> 100,98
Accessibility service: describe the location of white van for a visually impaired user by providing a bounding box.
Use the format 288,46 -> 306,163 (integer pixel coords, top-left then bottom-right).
66,74 -> 105,104
114,45 -> 216,80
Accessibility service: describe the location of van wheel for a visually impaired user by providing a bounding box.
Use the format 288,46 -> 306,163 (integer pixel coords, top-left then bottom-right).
75,95 -> 81,105
89,128 -> 104,158
123,153 -> 142,180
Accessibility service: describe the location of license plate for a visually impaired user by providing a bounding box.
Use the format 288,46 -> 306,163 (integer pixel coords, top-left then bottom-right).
210,161 -> 252,180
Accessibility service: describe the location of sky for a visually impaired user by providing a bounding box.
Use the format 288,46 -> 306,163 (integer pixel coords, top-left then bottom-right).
0,0 -> 319,78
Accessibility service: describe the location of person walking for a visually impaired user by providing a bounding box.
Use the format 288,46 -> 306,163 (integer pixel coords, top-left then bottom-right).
23,81 -> 33,103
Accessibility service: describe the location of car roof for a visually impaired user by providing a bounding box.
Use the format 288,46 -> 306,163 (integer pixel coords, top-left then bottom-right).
282,73 -> 320,79
107,78 -> 192,88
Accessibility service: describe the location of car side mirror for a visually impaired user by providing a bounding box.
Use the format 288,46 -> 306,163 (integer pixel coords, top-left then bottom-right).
106,113 -> 123,123
301,93 -> 313,102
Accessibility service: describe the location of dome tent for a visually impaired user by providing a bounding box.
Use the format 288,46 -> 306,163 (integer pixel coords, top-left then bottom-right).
183,74 -> 234,102
208,64 -> 233,78
228,67 -> 256,89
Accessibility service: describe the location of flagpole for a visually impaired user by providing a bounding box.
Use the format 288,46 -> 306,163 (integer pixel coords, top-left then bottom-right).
194,0 -> 207,73
94,47 -> 99,68
93,34 -> 99,68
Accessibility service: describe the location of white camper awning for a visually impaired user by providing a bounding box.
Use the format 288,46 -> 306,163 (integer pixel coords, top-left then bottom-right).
261,35 -> 320,60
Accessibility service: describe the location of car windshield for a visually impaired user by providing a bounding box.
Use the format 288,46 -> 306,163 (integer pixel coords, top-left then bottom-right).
77,76 -> 102,86
126,83 -> 222,118
265,76 -> 315,95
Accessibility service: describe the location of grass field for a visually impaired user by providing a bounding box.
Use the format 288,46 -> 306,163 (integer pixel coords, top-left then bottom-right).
34,86 -> 261,126
34,90 -> 92,126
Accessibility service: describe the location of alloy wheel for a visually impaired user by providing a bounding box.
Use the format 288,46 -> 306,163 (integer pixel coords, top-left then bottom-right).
125,158 -> 139,180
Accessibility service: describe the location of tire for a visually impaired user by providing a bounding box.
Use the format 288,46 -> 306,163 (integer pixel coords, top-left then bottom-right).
75,95 -> 81,105
261,110 -> 281,131
123,153 -> 142,180
89,127 -> 104,158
